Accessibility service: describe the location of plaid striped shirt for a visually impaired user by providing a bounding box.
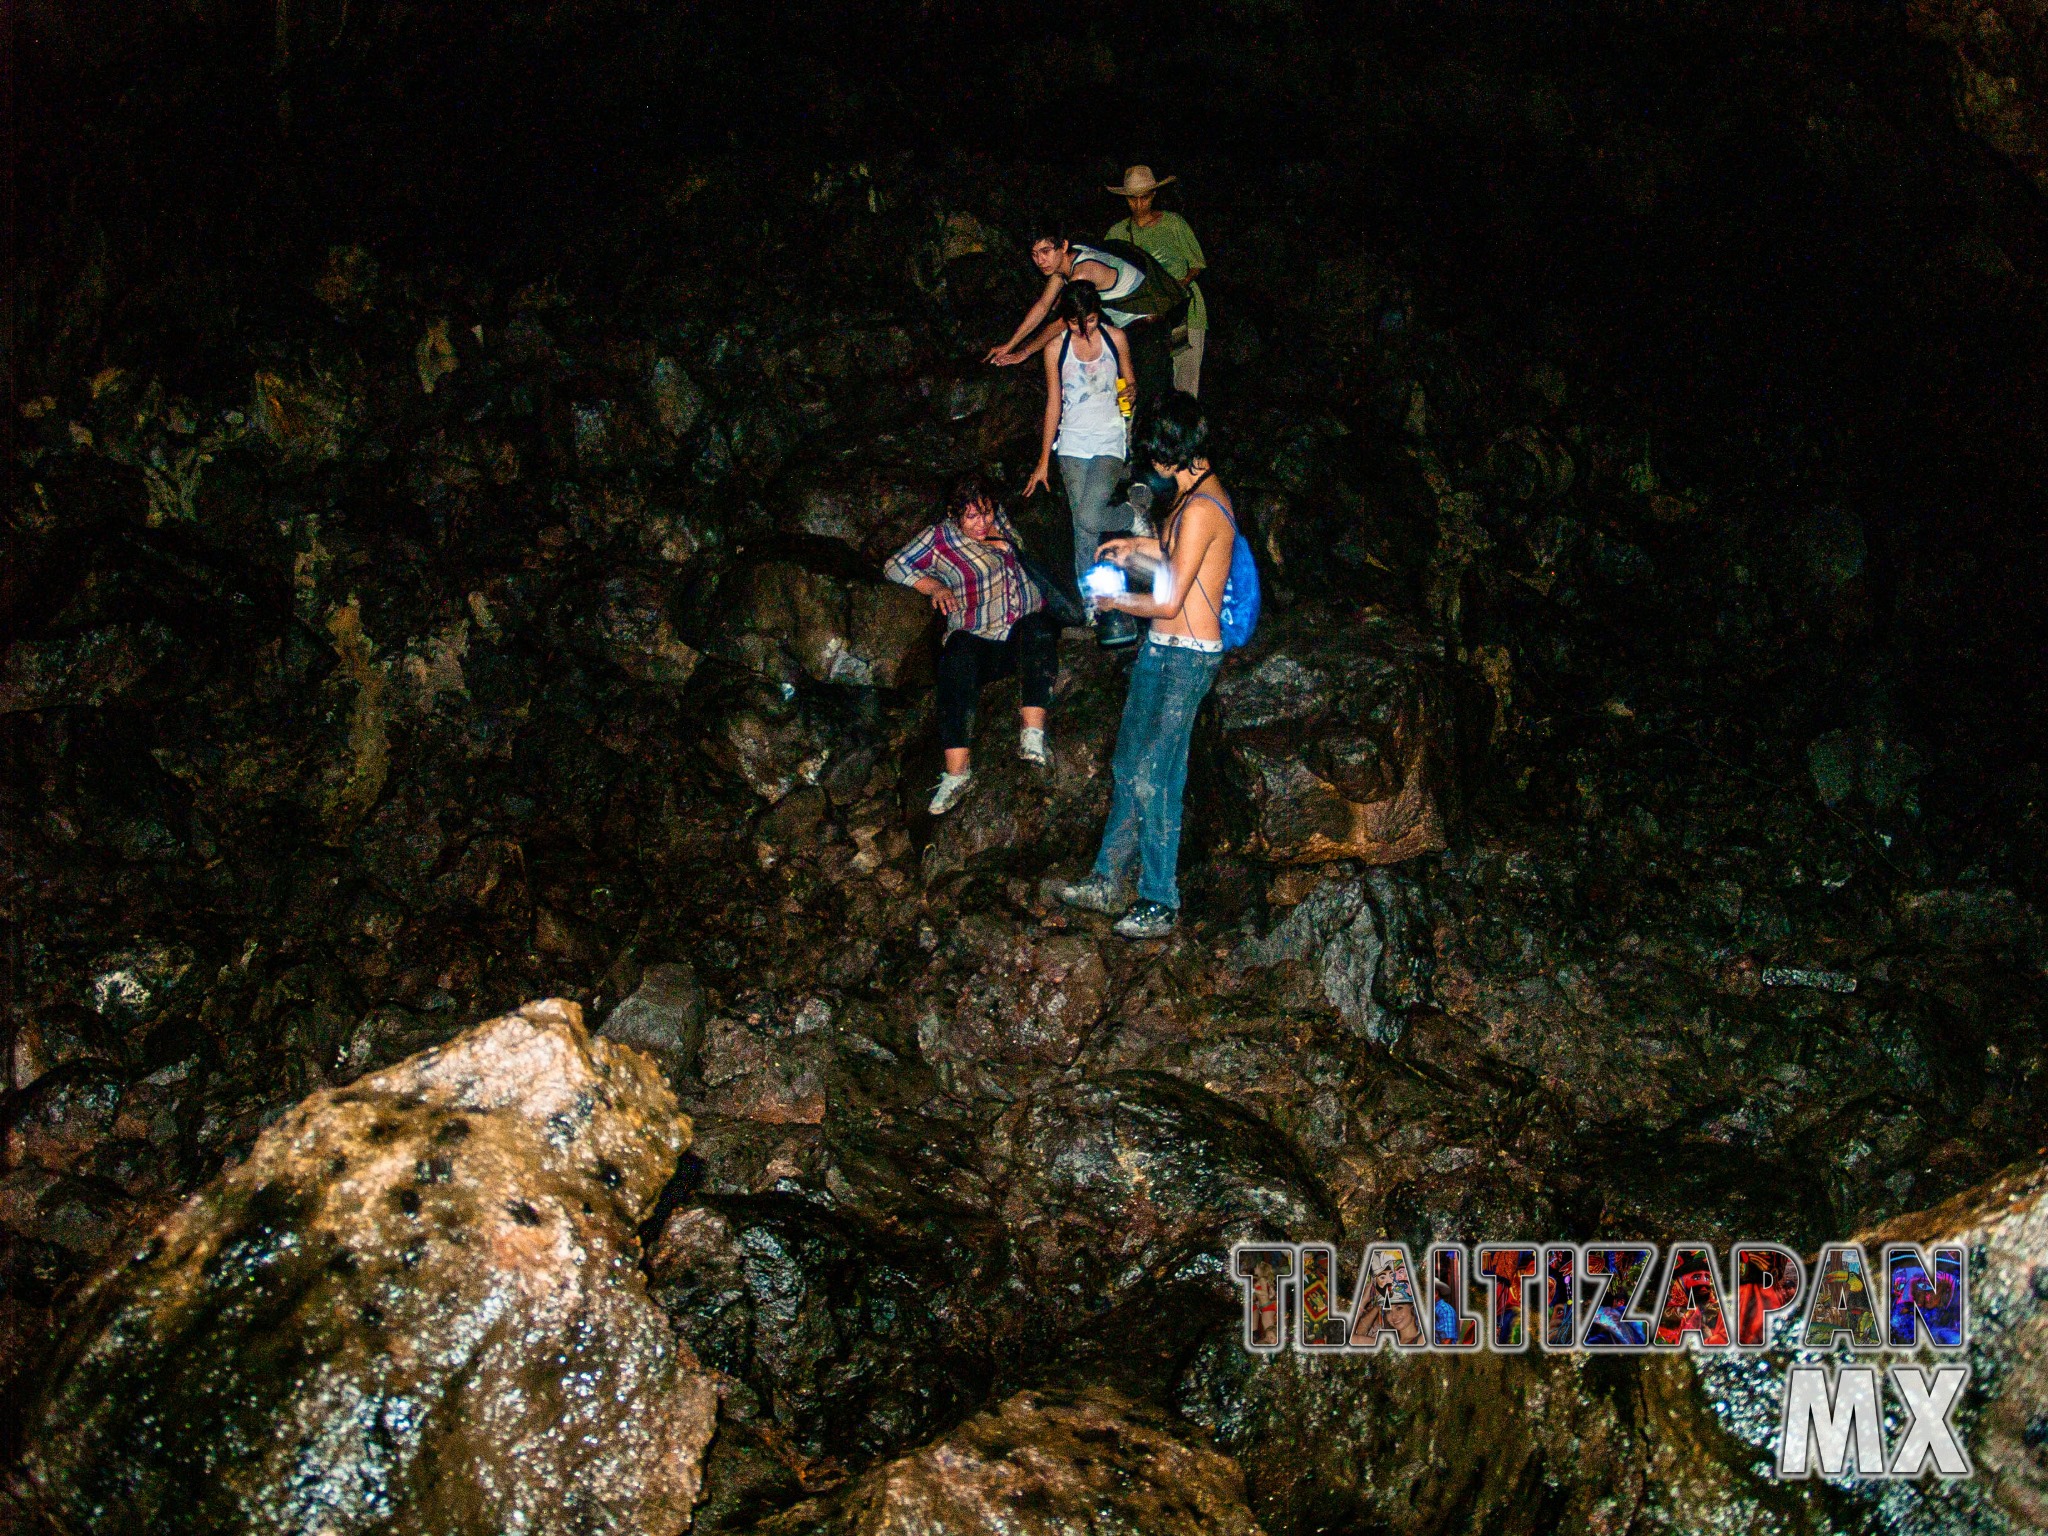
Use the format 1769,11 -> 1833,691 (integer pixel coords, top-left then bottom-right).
884,512 -> 1044,640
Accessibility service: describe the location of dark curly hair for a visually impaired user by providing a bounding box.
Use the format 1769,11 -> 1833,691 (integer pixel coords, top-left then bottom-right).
1136,390 -> 1210,470
946,473 -> 999,521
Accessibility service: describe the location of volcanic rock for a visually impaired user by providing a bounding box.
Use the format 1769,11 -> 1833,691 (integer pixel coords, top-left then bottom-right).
1213,606 -> 1458,866
754,1386 -> 1265,1536
17,998 -> 718,1536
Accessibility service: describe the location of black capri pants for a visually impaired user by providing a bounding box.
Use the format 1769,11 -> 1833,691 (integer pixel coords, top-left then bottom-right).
936,610 -> 1059,751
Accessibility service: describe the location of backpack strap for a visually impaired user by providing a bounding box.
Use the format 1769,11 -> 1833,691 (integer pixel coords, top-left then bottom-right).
1184,490 -> 1239,531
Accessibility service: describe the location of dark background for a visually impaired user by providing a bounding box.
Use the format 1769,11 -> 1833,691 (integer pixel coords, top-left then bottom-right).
11,0 -> 2048,807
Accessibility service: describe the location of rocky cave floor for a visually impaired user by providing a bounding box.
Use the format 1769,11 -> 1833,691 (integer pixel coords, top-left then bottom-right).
8,72 -> 2048,1535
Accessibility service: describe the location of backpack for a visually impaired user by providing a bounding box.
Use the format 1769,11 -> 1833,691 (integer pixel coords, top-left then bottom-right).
1075,239 -> 1190,326
1183,491 -> 1261,651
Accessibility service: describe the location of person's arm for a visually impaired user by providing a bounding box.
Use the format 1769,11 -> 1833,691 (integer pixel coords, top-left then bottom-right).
884,528 -> 962,614
1097,534 -> 1162,563
1102,500 -> 1223,620
1108,326 -> 1135,390
1025,343 -> 1062,496
882,526 -> 935,587
1176,216 -> 1207,289
989,272 -> 1064,363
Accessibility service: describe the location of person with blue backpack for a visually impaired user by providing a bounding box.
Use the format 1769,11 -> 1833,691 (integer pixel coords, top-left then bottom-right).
1056,391 -> 1260,940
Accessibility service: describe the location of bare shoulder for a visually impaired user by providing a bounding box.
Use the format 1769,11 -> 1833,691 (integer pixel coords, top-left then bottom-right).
1172,484 -> 1233,551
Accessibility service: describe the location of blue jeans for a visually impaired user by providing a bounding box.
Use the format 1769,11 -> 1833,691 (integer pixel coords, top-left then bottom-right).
1091,639 -> 1221,909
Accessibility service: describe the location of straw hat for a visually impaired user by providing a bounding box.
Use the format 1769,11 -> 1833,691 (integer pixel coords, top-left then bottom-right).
1107,165 -> 1176,197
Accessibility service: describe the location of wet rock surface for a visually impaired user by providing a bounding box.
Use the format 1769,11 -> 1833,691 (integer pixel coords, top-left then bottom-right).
15,1000 -> 717,1535
754,1386 -> 1265,1536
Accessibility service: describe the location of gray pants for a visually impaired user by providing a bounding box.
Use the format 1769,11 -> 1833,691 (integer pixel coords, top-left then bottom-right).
1059,453 -> 1128,586
1172,328 -> 1206,397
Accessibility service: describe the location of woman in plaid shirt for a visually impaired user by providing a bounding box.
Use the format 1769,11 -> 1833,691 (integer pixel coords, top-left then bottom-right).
884,476 -> 1058,815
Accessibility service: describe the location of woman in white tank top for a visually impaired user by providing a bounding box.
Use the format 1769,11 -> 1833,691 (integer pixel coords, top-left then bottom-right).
1025,281 -> 1136,584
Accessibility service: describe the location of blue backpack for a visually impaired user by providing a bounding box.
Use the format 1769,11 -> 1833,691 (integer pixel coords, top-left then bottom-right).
1184,491 -> 1261,650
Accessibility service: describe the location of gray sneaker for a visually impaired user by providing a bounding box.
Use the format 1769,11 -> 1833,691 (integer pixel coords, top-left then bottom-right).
1054,873 -> 1125,914
927,770 -> 974,816
1113,900 -> 1177,940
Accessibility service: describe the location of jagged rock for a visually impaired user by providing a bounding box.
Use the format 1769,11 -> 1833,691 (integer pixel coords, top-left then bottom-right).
920,931 -> 1108,1070
1896,885 -> 2044,960
755,783 -> 831,868
693,1001 -> 837,1123
1231,867 -> 1431,1044
82,942 -> 197,1033
586,570 -> 702,686
600,961 -> 709,1081
0,621 -> 176,713
1910,0 -> 2048,196
17,999 -> 718,1536
250,363 -> 360,467
798,474 -> 936,560
989,1071 -> 1338,1324
754,1386 -> 1265,1536
8,1004 -> 119,1090
713,562 -> 931,689
1677,1156 -> 2048,1532
705,697 -> 838,804
649,356 -> 706,441
0,1169 -> 134,1257
647,1195 -> 994,1465
1213,607 -> 1458,867
1179,1337 -> 1785,1536
5,1064 -> 127,1176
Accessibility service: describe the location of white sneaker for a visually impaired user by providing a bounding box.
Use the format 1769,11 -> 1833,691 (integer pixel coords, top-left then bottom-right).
927,770 -> 974,816
1018,726 -> 1049,766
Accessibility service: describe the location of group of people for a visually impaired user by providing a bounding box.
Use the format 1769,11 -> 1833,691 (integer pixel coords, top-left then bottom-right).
882,168 -> 1228,942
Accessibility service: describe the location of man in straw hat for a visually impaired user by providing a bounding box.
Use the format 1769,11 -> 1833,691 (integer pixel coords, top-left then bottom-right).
1105,166 -> 1209,396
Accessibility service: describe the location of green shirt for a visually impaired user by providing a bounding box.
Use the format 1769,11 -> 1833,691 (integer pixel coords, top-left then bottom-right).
1106,211 -> 1208,333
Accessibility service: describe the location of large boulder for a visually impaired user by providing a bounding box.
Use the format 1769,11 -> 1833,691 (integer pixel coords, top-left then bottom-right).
17,999 -> 719,1536
1212,605 -> 1458,866
1682,1155 -> 2048,1533
1230,866 -> 1435,1045
754,1386 -> 1265,1536
920,930 -> 1109,1074
711,563 -> 931,690
647,1194 -> 995,1465
1179,1338 -> 1792,1536
796,473 -> 938,563
1911,0 -> 2048,197
600,960 -> 709,1082
989,1071 -> 1338,1326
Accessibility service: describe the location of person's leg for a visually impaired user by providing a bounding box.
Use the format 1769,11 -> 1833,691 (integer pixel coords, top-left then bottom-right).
1129,319 -> 1175,402
934,630 -> 990,774
1061,455 -> 1128,587
1015,611 -> 1058,723
1090,641 -> 1166,889
1131,647 -> 1222,909
1014,610 -> 1057,764
1172,328 -> 1206,397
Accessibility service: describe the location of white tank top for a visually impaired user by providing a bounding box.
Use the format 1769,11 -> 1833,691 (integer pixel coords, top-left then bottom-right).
1070,244 -> 1143,305
1053,330 -> 1126,460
